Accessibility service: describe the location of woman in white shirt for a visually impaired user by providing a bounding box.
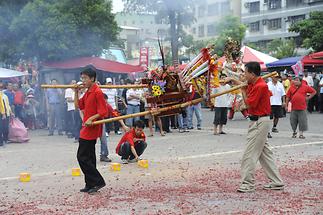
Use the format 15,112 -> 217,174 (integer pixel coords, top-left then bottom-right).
213,75 -> 231,135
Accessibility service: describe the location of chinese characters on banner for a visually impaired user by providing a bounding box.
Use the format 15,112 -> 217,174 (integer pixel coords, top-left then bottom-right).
291,61 -> 303,76
139,47 -> 149,68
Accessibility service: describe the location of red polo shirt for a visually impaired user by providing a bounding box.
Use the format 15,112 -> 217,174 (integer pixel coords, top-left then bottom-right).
287,83 -> 316,111
116,128 -> 146,154
14,90 -> 24,105
246,77 -> 272,116
78,84 -> 108,140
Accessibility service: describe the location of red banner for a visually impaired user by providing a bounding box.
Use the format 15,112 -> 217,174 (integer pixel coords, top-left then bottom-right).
139,47 -> 149,68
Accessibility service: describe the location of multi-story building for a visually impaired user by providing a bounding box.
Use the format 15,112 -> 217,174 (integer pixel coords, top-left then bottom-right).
188,0 -> 241,40
241,0 -> 323,47
115,13 -> 169,65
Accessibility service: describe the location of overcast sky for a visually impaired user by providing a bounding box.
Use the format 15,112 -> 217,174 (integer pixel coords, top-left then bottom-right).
112,0 -> 124,13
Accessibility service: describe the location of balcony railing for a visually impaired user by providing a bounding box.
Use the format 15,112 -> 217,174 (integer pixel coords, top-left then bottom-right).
241,3 -> 321,16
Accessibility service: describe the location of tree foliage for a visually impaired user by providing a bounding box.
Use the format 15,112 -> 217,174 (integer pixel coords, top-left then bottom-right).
0,0 -> 119,63
0,0 -> 31,64
266,39 -> 296,59
184,15 -> 246,57
289,11 -> 323,51
247,38 -> 296,59
122,0 -> 195,64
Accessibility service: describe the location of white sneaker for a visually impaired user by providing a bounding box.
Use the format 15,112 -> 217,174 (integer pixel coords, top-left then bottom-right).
106,132 -> 109,137
121,159 -> 128,164
116,131 -> 122,135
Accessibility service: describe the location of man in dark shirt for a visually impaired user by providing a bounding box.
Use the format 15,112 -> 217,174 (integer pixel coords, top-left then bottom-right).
74,67 -> 108,194
226,62 -> 284,193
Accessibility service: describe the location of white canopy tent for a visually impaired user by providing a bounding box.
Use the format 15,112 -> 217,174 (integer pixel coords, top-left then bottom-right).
0,67 -> 27,78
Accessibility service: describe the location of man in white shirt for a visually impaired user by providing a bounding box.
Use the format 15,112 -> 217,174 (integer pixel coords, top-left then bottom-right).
65,80 -> 77,139
126,85 -> 143,127
102,78 -> 121,135
303,71 -> 314,87
319,74 -> 323,113
267,76 -> 286,137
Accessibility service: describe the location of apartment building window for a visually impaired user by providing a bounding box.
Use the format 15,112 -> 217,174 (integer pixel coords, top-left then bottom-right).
192,27 -> 196,34
249,1 -> 260,13
207,24 -> 217,36
198,25 -> 205,37
289,14 -> 305,24
208,3 -> 219,16
198,5 -> 205,17
268,18 -> 281,30
268,0 -> 281,10
249,21 -> 260,32
286,0 -> 304,8
220,1 -> 230,15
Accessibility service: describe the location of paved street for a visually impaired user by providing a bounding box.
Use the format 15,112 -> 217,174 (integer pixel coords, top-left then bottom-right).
0,109 -> 323,214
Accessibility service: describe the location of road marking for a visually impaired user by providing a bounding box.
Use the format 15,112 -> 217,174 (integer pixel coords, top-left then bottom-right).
0,141 -> 322,182
177,141 -> 323,160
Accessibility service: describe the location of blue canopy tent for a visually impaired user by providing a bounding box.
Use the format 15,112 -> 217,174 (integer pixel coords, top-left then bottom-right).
266,56 -> 302,68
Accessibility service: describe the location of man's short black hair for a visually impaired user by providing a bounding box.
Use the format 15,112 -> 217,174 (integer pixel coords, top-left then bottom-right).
133,120 -> 145,129
80,66 -> 97,81
245,62 -> 261,76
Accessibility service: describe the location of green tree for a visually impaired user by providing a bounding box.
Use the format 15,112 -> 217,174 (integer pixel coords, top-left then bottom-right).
289,11 -> 323,51
123,0 -> 195,65
0,0 -> 31,64
211,15 -> 246,56
5,0 -> 119,62
266,38 -> 296,59
184,15 -> 246,57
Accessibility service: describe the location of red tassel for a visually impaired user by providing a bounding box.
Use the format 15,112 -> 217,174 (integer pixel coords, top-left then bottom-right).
201,48 -> 210,61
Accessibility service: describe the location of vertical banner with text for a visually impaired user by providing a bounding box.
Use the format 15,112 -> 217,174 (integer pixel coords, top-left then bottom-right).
139,47 -> 149,68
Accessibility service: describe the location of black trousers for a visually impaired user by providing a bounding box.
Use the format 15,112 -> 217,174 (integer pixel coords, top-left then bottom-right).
0,117 -> 9,144
161,116 -> 170,132
105,121 -> 120,133
77,138 -> 105,188
118,141 -> 147,160
320,93 -> 323,113
308,94 -> 319,112
14,104 -> 23,121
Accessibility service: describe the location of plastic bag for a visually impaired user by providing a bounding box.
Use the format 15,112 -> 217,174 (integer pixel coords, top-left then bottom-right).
8,117 -> 29,143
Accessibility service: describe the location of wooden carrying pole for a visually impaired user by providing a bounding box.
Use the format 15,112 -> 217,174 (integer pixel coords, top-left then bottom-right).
41,84 -> 148,89
93,72 -> 278,125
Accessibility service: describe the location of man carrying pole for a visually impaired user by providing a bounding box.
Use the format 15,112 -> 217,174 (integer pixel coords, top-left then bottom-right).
74,67 -> 108,194
226,62 -> 284,193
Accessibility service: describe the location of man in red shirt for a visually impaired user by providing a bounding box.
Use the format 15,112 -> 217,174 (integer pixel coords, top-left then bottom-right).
13,83 -> 24,121
74,67 -> 108,194
226,62 -> 284,193
116,120 -> 147,164
286,76 -> 316,139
